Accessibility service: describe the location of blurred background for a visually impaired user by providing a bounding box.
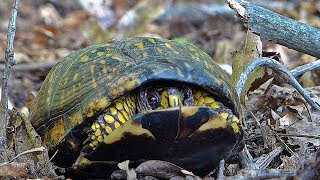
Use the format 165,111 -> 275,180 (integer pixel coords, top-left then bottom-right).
0,0 -> 319,110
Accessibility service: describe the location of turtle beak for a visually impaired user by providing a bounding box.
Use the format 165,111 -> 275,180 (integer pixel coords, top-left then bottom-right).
167,88 -> 181,107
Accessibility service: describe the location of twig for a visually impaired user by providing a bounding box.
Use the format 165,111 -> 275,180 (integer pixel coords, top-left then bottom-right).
245,133 -> 320,141
0,61 -> 56,72
226,0 -> 320,58
0,147 -> 46,166
217,159 -> 225,180
0,0 -> 19,149
290,59 -> 320,77
235,57 -> 320,111
226,169 -> 297,179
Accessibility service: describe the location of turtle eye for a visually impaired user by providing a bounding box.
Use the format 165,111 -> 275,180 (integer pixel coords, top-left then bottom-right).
146,91 -> 160,109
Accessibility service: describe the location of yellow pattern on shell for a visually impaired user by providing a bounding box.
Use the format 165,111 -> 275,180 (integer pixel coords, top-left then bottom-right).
99,60 -> 106,64
181,107 -> 199,117
103,121 -> 155,144
69,111 -> 83,126
135,42 -> 144,50
73,73 -> 79,81
86,102 -> 95,117
148,38 -> 156,43
50,118 -> 65,142
111,55 -> 123,61
96,97 -> 108,111
198,115 -> 227,132
90,65 -> 97,88
80,55 -> 89,62
97,51 -> 104,56
165,43 -> 178,53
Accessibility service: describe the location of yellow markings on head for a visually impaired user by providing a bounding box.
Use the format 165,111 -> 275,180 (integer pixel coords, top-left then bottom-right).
100,60 -> 106,64
148,38 -> 156,43
160,91 -> 169,108
194,91 -> 202,99
105,126 -> 113,134
90,65 -> 97,88
204,97 -> 215,104
114,121 -> 121,128
103,121 -> 154,144
89,143 -> 94,148
198,115 -> 227,132
169,94 -> 179,107
196,97 -> 205,106
97,51 -> 104,56
135,42 -> 144,50
80,55 -> 89,62
210,102 -> 220,109
104,114 -> 115,123
231,123 -> 240,133
220,112 -> 229,120
50,118 -> 65,142
69,111 -> 83,126
73,73 -> 79,81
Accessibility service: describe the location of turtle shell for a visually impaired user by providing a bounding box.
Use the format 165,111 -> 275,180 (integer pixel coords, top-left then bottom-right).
30,37 -> 240,152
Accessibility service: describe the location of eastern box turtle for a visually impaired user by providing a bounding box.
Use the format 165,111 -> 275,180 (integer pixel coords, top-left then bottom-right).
30,37 -> 244,178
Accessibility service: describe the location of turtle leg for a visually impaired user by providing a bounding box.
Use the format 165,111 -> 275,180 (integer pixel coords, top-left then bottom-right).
193,89 -> 241,126
73,95 -> 136,169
